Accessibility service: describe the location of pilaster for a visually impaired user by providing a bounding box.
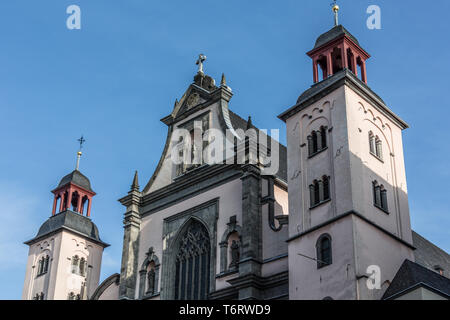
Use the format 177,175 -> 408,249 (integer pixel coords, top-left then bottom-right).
118,191 -> 142,300
237,164 -> 262,300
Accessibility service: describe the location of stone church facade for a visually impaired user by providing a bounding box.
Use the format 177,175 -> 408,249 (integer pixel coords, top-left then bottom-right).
23,14 -> 450,300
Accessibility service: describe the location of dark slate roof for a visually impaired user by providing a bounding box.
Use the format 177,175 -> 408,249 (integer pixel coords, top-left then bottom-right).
382,259 -> 450,300
295,68 -> 385,106
228,110 -> 288,182
57,170 -> 94,192
313,25 -> 360,50
25,210 -> 108,247
412,231 -> 450,279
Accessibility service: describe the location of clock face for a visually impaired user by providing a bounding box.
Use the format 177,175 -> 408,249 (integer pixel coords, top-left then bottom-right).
186,93 -> 200,108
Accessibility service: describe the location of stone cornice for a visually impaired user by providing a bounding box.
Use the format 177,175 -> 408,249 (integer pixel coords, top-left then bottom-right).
118,191 -> 142,207
24,226 -> 110,248
140,164 -> 242,211
287,210 -> 415,250
278,69 -> 409,130
123,211 -> 141,228
226,271 -> 289,291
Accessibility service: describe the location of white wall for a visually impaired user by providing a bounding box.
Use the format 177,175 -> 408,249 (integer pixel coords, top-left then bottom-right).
22,230 -> 104,300
288,215 -> 356,300
285,81 -> 414,300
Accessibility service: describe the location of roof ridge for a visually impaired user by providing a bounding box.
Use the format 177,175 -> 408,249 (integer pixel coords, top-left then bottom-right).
227,108 -> 287,149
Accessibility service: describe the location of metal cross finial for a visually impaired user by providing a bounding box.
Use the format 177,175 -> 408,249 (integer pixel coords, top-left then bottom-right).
76,136 -> 85,170
78,135 -> 86,151
196,54 -> 207,74
331,0 -> 340,26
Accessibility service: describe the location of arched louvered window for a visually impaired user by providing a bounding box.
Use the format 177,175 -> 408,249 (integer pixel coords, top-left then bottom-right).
369,131 -> 375,154
37,257 -> 43,275
34,292 -> 44,300
308,126 -> 328,157
71,255 -> 79,274
375,136 -> 383,159
80,259 -> 85,276
316,234 -> 332,269
174,220 -> 211,300
321,126 -> 327,149
369,132 -> 383,160
373,181 -> 388,212
311,131 -> 318,154
313,180 -> 320,204
43,255 -> 49,273
323,176 -> 330,201
79,258 -> 86,277
310,176 -> 331,208
37,255 -> 49,276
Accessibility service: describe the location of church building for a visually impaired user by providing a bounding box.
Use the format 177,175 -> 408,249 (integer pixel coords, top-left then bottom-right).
23,5 -> 450,300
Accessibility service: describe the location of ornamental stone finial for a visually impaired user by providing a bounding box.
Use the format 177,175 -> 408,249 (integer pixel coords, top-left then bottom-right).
130,170 -> 139,192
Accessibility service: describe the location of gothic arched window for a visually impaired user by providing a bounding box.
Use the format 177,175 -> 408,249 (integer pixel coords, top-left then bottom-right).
316,234 -> 332,269
174,220 -> 211,300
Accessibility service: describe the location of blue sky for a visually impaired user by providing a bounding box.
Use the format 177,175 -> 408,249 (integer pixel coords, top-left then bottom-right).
1,0 -> 449,299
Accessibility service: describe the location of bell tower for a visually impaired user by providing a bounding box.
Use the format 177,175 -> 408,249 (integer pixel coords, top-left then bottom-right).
22,141 -> 109,300
279,5 -> 415,300
308,4 -> 370,84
